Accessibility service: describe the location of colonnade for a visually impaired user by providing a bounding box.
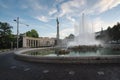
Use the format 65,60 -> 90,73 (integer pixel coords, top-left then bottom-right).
23,37 -> 55,48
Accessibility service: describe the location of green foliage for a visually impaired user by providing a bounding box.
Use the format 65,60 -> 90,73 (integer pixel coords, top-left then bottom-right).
0,22 -> 13,49
26,29 -> 39,38
96,22 -> 120,43
111,22 -> 120,41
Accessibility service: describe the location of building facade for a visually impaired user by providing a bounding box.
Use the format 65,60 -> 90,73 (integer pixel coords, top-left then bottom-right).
23,36 -> 55,48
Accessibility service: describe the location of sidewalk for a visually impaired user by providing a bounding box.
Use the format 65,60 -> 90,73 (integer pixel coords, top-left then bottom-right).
0,48 -> 27,54
0,49 -> 11,54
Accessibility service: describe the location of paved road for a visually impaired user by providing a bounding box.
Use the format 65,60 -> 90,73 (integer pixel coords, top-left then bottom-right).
0,52 -> 120,80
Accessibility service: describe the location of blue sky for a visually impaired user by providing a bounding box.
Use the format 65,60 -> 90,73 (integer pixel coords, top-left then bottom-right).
0,0 -> 120,39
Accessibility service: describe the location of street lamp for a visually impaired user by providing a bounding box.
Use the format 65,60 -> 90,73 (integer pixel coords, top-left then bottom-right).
14,17 -> 29,49
14,17 -> 19,49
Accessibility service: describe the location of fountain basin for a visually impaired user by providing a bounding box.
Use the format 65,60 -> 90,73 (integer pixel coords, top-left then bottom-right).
14,48 -> 120,63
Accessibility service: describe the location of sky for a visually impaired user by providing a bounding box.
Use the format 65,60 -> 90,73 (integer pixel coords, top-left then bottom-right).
0,0 -> 120,39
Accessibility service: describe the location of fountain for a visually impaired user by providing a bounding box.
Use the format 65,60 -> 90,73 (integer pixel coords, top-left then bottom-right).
14,14 -> 120,63
67,13 -> 101,52
68,13 -> 100,47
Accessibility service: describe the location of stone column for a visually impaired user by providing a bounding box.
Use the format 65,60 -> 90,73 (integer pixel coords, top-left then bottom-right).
33,40 -> 34,48
31,40 -> 33,48
28,39 -> 30,47
30,40 -> 31,47
39,40 -> 40,47
32,40 -> 34,48
26,39 -> 28,47
37,40 -> 39,47
35,40 -> 36,48
23,37 -> 27,48
30,40 -> 32,47
36,40 -> 38,47
29,40 -> 31,47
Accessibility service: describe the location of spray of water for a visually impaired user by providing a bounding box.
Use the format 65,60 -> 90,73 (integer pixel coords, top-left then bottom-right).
68,14 -> 100,47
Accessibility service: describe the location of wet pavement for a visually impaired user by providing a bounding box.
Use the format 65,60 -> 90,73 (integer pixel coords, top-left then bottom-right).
0,52 -> 120,80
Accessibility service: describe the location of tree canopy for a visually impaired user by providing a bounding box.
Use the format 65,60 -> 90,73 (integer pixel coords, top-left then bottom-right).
96,22 -> 120,43
0,22 -> 13,49
26,29 -> 39,38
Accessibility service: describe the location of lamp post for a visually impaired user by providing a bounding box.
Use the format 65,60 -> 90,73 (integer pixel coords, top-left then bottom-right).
14,17 -> 19,49
14,17 -> 29,49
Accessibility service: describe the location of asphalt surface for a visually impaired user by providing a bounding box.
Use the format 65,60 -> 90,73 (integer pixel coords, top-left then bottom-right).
0,51 -> 120,80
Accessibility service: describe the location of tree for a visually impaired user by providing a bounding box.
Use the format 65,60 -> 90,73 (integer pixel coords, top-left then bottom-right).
111,22 -> 120,42
67,34 -> 75,39
26,29 -> 39,38
0,22 -> 13,49
96,22 -> 120,43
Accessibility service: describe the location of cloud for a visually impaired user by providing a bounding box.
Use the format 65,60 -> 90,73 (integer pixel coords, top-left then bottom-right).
96,0 -> 120,13
29,0 -> 120,20
60,28 -> 74,39
49,8 -> 57,16
47,33 -> 56,38
93,18 -> 104,32
24,0 -> 45,11
66,16 -> 75,22
21,4 -> 28,9
2,0 -> 120,38
55,0 -> 120,17
87,0 -> 120,14
55,0 -> 65,3
59,0 -> 86,17
32,0 -> 42,9
48,28 -> 74,39
22,0 -> 58,22
35,16 -> 49,22
93,17 -> 116,32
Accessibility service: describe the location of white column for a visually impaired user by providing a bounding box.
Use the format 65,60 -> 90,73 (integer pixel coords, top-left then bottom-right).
39,40 -> 40,47
26,39 -> 28,47
29,40 -> 31,47
23,37 -> 27,47
34,40 -> 35,47
30,40 -> 32,48
32,40 -> 34,48
33,40 -> 35,47
28,40 -> 30,47
35,40 -> 36,48
37,40 -> 39,47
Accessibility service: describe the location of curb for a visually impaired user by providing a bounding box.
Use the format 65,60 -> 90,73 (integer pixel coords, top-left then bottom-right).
14,48 -> 120,63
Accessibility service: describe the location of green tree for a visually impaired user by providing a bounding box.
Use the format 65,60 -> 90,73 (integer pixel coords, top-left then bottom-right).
0,22 -> 13,49
111,22 -> 120,42
26,29 -> 39,38
96,22 -> 120,43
